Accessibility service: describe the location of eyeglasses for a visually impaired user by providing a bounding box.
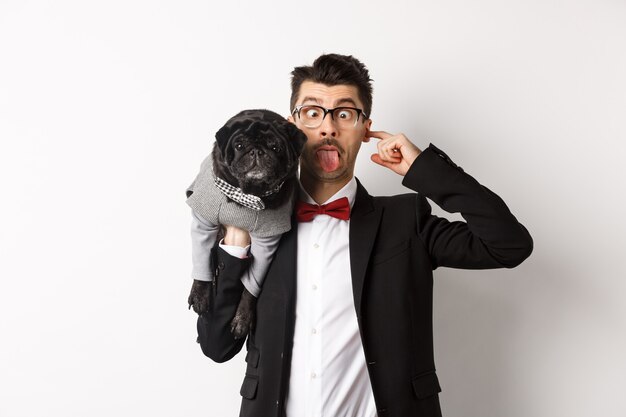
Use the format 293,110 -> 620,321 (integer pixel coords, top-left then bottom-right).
292,104 -> 368,129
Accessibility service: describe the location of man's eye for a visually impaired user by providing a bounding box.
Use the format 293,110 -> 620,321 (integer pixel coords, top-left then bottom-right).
337,109 -> 353,120
305,109 -> 320,118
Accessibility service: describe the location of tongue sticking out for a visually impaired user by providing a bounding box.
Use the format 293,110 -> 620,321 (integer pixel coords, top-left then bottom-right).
317,150 -> 340,172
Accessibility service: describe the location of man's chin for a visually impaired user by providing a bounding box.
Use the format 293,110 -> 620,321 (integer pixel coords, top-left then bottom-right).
312,165 -> 349,181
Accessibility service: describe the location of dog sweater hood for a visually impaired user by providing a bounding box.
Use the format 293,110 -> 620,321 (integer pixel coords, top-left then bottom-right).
186,155 -> 294,237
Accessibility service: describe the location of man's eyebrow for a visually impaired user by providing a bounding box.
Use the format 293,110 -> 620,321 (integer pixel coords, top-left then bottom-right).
298,97 -> 359,107
300,96 -> 321,104
335,98 -> 358,107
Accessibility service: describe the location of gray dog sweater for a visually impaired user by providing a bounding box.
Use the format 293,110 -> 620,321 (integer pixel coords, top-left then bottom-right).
186,155 -> 294,237
186,155 -> 294,296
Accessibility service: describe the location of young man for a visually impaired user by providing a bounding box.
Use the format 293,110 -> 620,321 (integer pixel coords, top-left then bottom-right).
195,54 -> 533,417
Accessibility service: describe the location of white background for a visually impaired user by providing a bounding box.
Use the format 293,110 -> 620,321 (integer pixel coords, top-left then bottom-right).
1,1 -> 625,416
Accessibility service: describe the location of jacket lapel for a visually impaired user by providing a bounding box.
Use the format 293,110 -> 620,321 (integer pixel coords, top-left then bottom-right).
349,178 -> 383,316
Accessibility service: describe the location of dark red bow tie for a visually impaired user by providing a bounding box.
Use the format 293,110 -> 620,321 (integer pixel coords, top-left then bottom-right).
296,197 -> 350,222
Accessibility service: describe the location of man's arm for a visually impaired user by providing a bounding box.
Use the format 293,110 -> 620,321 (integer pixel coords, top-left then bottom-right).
369,131 -> 533,269
405,143 -> 533,269
196,227 -> 251,362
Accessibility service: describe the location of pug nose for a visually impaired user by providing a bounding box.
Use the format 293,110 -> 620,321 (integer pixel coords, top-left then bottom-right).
249,149 -> 265,157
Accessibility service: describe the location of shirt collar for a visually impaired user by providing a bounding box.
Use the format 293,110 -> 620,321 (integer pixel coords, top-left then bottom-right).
298,177 -> 358,209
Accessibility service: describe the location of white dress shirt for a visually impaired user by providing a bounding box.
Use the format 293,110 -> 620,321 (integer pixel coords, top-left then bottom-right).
219,177 -> 376,417
285,177 -> 376,417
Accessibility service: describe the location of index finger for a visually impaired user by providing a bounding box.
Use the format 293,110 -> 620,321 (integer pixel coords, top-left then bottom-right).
367,130 -> 393,140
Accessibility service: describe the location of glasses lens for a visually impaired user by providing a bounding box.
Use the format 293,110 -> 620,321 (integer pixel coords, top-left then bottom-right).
332,108 -> 358,126
299,105 -> 325,128
296,106 -> 361,128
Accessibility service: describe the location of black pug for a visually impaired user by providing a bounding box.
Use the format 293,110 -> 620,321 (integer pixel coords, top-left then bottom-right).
186,109 -> 307,338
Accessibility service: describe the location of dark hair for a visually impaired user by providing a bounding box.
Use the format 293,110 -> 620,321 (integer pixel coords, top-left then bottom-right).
290,54 -> 373,118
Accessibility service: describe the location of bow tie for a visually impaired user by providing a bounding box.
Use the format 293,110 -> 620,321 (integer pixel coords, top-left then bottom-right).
296,197 -> 351,222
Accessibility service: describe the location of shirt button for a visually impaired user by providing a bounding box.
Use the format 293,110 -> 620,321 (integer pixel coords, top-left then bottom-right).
311,372 -> 317,379
312,284 -> 318,290
313,243 -> 319,249
312,328 -> 317,334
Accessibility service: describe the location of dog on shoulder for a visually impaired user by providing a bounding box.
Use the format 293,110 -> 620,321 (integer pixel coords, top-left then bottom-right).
186,109 -> 307,339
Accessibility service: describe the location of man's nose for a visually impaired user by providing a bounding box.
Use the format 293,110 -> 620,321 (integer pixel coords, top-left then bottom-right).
319,113 -> 338,138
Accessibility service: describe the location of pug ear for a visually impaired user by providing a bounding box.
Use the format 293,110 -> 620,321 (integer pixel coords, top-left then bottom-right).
214,124 -> 231,155
285,123 -> 307,154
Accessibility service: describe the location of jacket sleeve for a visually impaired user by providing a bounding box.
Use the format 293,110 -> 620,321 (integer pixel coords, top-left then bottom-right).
196,246 -> 250,362
402,143 -> 533,270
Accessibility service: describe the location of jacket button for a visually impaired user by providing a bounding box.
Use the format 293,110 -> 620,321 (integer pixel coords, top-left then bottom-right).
367,361 -> 376,365
218,262 -> 225,270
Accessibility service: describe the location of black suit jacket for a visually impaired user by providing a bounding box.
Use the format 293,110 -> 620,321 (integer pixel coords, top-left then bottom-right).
196,143 -> 533,417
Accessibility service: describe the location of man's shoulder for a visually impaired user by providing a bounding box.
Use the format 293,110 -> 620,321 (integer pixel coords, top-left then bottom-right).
354,178 -> 429,218
371,192 -> 421,214
355,177 -> 418,202
372,192 -> 415,203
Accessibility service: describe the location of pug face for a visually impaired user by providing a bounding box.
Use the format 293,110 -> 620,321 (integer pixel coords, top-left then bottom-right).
212,109 -> 307,197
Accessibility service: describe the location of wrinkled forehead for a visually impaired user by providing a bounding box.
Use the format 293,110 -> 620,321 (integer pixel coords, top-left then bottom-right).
296,81 -> 363,109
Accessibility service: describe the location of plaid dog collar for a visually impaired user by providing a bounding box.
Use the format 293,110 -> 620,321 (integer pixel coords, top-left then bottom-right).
214,176 -> 283,211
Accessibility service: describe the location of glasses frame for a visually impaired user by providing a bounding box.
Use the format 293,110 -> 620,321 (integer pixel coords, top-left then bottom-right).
291,104 -> 369,128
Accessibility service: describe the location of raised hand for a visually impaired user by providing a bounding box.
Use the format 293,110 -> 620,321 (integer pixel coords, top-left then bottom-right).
368,130 -> 422,176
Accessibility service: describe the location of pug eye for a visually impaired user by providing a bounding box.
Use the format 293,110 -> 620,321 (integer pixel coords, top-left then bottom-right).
271,145 -> 281,153
235,143 -> 244,151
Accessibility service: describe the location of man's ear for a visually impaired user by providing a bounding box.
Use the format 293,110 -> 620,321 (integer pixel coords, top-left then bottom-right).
362,119 -> 373,143
287,115 -> 295,124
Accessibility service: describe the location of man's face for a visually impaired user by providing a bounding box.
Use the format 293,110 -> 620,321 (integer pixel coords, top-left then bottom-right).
288,81 -> 372,185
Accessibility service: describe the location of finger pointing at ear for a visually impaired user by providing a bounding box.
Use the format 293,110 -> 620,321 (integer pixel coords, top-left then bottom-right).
367,130 -> 422,176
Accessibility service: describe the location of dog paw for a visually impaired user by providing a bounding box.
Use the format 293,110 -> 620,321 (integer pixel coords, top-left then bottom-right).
230,315 -> 251,339
230,288 -> 257,339
188,280 -> 211,315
